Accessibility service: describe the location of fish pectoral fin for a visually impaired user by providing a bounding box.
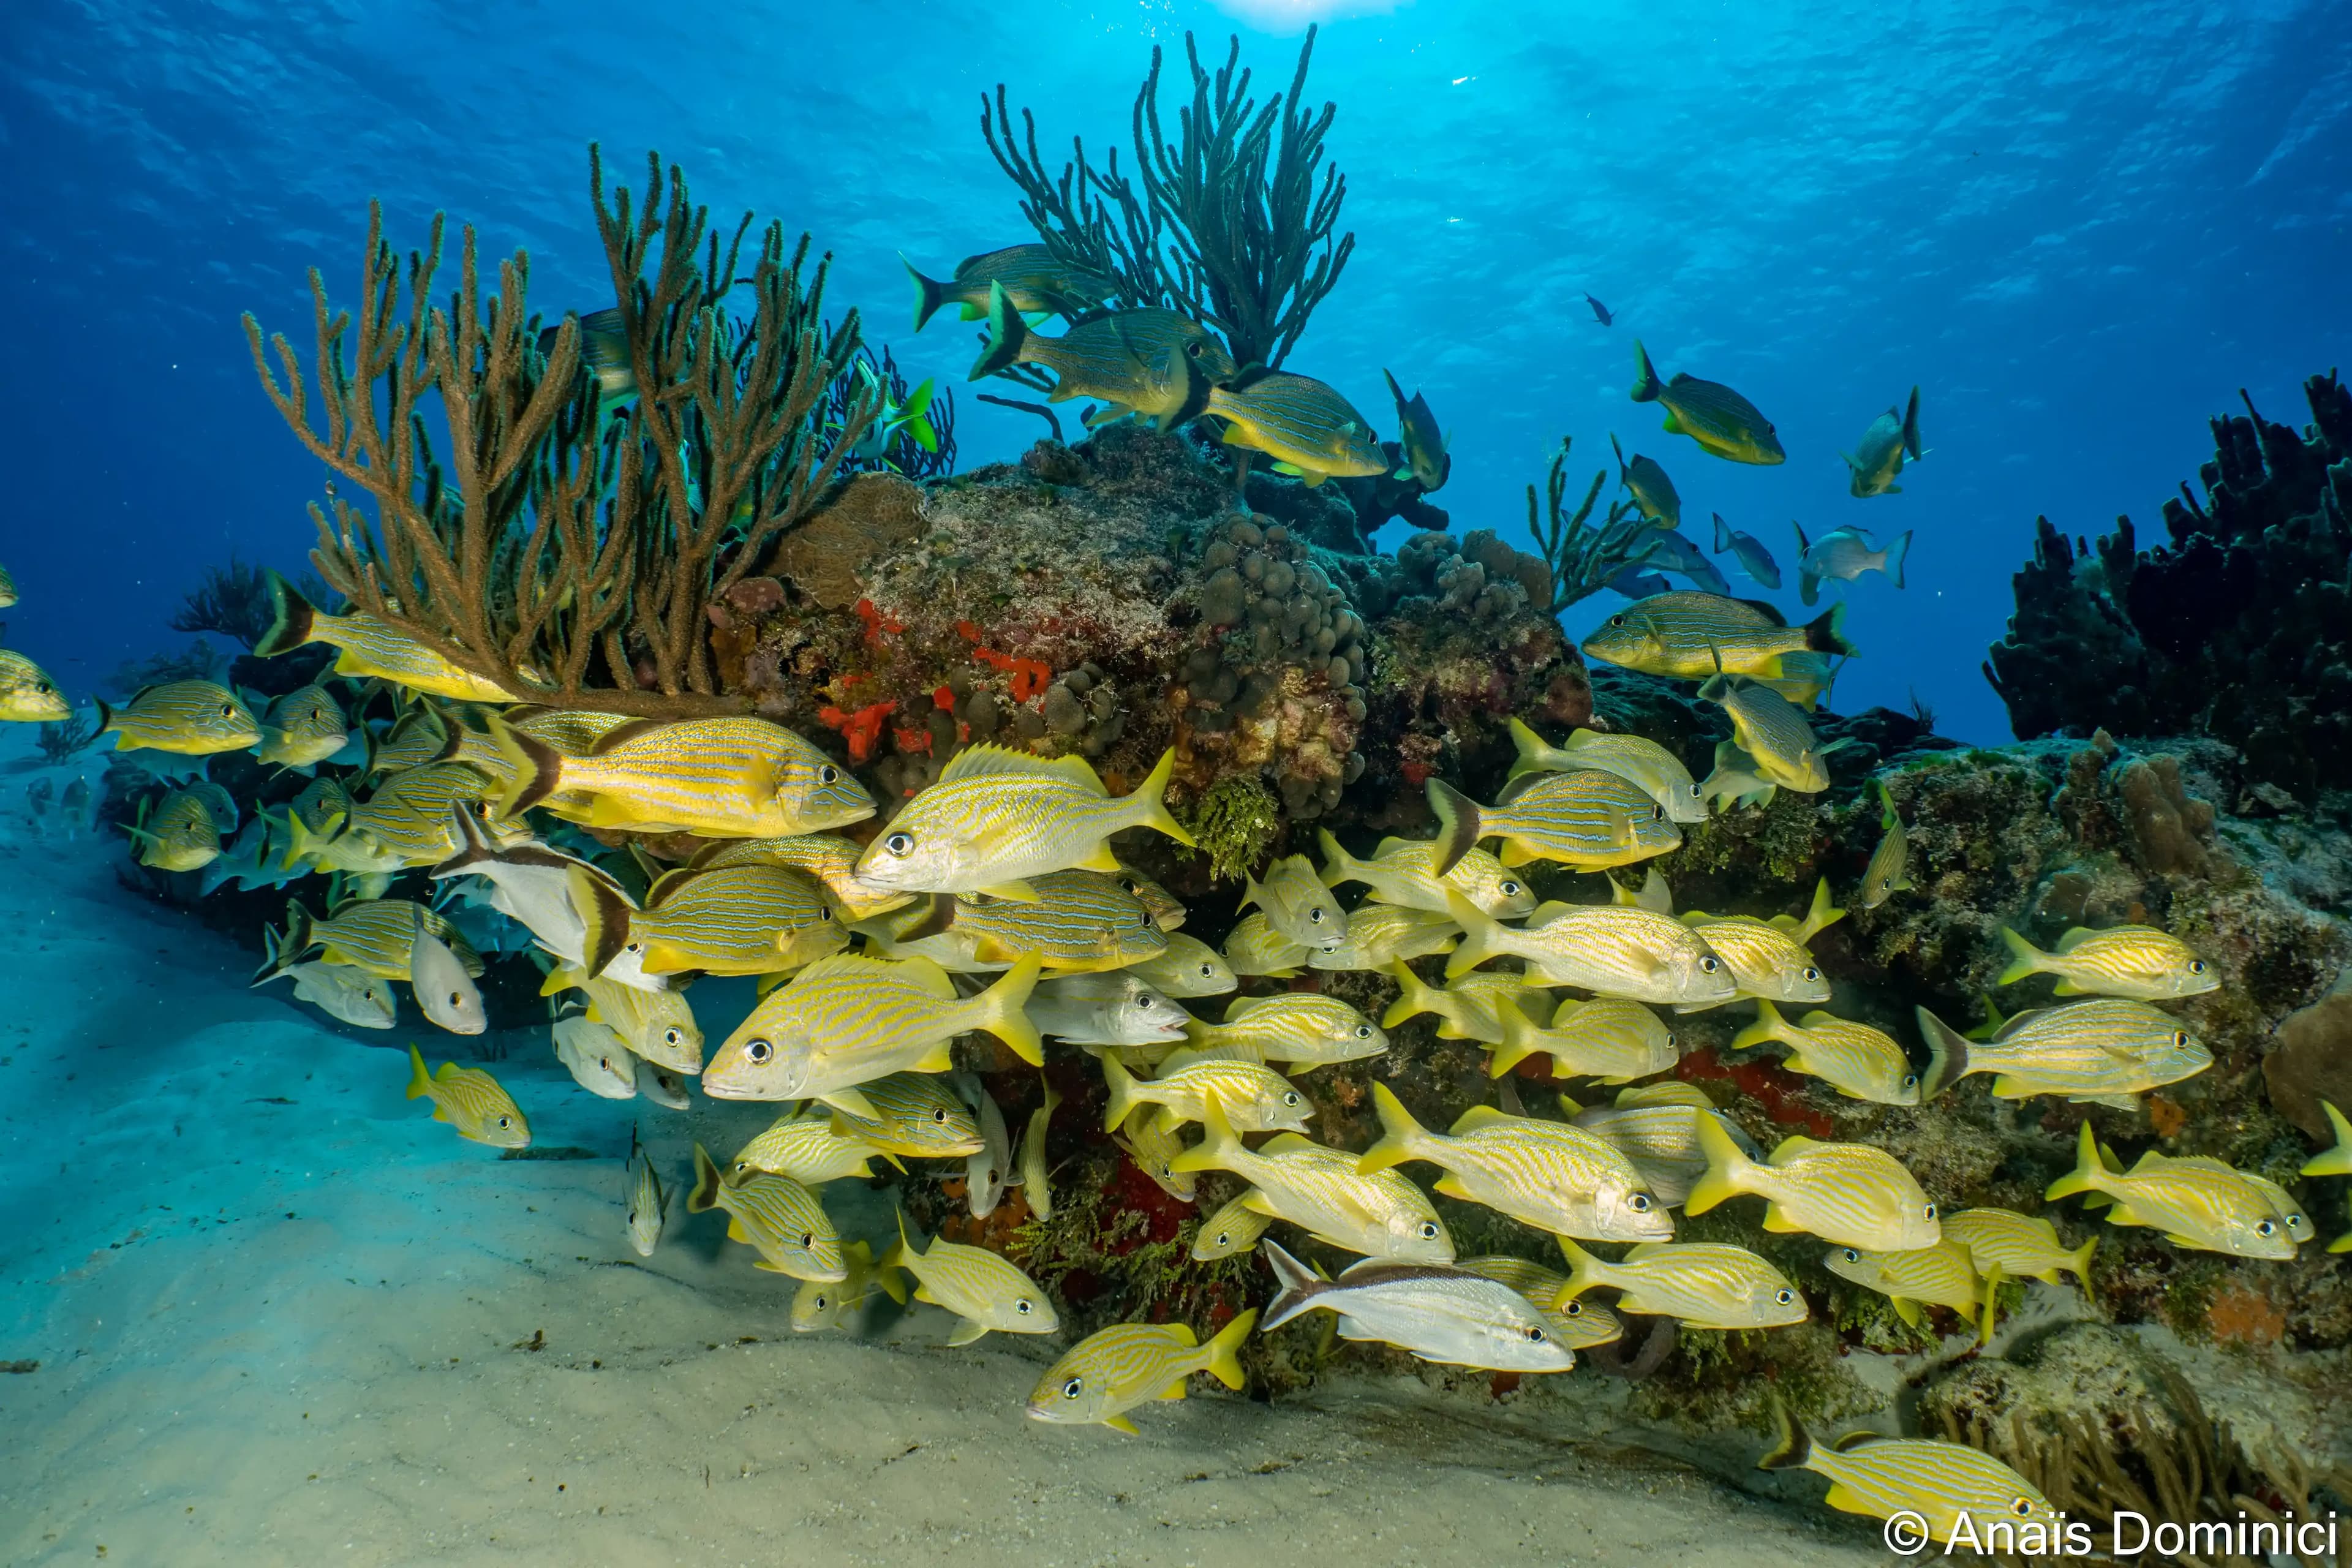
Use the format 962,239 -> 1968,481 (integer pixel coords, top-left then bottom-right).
1432,1175 -> 1474,1201
944,1318 -> 990,1347
976,880 -> 1040,903
2072,1093 -> 2143,1111
1758,1204 -> 1804,1234
1104,1415 -> 1140,1434
1820,1483 -> 1870,1516
1156,1381 -> 1189,1401
751,1260 -> 791,1274
821,1087 -> 880,1120
1072,841 -> 1124,874
911,1284 -> 940,1305
1237,1189 -> 1280,1217
913,1042 -> 956,1074
726,1219 -> 750,1243
1890,1296 -> 1923,1330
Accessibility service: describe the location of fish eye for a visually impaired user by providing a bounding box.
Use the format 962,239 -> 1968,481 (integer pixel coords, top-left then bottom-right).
818,764 -> 839,785
1699,957 -> 1719,973
497,1116 -> 511,1129
1309,907 -> 1327,924
36,682 -> 51,695
884,832 -> 915,856
1185,341 -> 1205,358
800,1232 -> 814,1248
1418,1221 -> 1440,1240
1923,1204 -> 1938,1221
1354,1025 -> 1373,1039
932,1106 -> 949,1122
1651,804 -> 1665,821
1213,1231 -> 1231,1246
1609,615 -> 1626,628
1629,1194 -> 1652,1213
1016,1298 -> 1033,1315
1686,783 -> 1701,797
812,1293 -> 829,1310
220,704 -> 235,718
1775,1289 -> 1795,1305
1524,1325 -> 1547,1343
1561,1300 -> 1584,1317
1198,963 -> 1215,978
820,907 -> 834,922
745,1039 -> 774,1063
1281,1091 -> 1301,1107
2188,960 -> 2206,974
1061,1378 -> 1084,1400
1501,880 -> 1521,896
2256,1219 -> 2277,1237
664,1028 -> 683,1046
447,991 -> 462,1005
2173,1031 -> 2188,1047
2011,1499 -> 2033,1518
1841,1248 -> 1860,1263
1902,1074 -> 1918,1091
1802,967 -> 1820,982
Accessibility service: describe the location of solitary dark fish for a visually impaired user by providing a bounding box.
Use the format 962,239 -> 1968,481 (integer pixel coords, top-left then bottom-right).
1584,294 -> 1613,326
1610,434 -> 1681,528
1630,341 -> 1784,466
1382,369 -> 1451,491
1711,513 -> 1782,589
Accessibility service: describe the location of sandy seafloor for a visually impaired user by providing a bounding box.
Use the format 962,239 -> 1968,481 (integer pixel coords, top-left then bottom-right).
0,727 -> 1890,1568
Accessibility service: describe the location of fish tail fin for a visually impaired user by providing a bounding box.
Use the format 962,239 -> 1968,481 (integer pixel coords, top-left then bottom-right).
2066,1235 -> 2098,1292
282,899 -> 318,957
1555,1236 -> 1608,1299
687,1144 -> 723,1213
2044,1121 -> 2108,1202
969,281 -> 1027,380
1876,777 -> 1899,829
1731,998 -> 1790,1052
1913,1006 -> 1970,1098
1885,530 -> 1912,590
254,569 -> 317,658
974,952 -> 1045,1065
1630,339 -> 1662,403
904,254 -> 946,332
1685,1113 -> 1753,1216
1900,386 -> 1923,462
1504,715 -> 1551,779
486,714 -> 561,817
1803,601 -> 1857,659
1126,748 -> 1194,848
872,1241 -> 910,1304
1201,1306 -> 1257,1389
878,1207 -> 917,1276
1757,1403 -> 1812,1471
1440,889 -> 1503,979
570,865 -> 635,980
1978,1261 -> 2005,1346
1487,1008 -> 1542,1079
1167,1097 -> 1237,1175
1797,876 -> 1845,942
1425,778 -> 1482,878
1314,827 -> 1360,888
405,1042 -> 432,1101
2305,1101 -> 2352,1177
1357,1083 -> 1426,1174
1381,959 -> 1444,1028
1100,1055 -> 1140,1135
1996,926 -> 2045,987
1259,1242 -> 1323,1332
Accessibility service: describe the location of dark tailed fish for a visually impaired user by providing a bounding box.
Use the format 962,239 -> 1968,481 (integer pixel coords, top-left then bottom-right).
257,572 -> 523,703
1630,340 -> 1784,465
1759,1408 -> 2056,1550
1795,522 -> 1910,606
538,306 -> 635,401
429,805 -> 667,992
0,650 -> 70,723
1842,386 -> 1924,498
493,713 -> 876,840
1634,527 -> 1731,595
1205,372 -> 1389,488
1610,434 -> 1681,527
256,684 -> 351,771
1260,1243 -> 1577,1373
1604,565 -> 1672,600
1581,591 -> 1856,682
1711,513 -> 1782,589
1915,1000 -> 2211,1109
972,286 -> 1234,431
96,680 -> 261,755
905,244 -> 1110,330
1583,293 -> 1613,326
1382,369 -> 1451,491
1857,780 -> 1913,910
1427,772 -> 1679,875
1025,1313 -> 1256,1434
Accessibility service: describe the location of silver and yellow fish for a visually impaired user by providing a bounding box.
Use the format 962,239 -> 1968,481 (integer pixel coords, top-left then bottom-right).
1017,1082 -> 1060,1220
281,897 -> 481,982
1679,914 -> 1831,1006
880,1213 -> 1058,1345
402,1042 -> 529,1148
1699,675 -> 1833,795
1823,1240 -> 1983,1331
1566,1081 -> 1763,1208
1445,892 -> 1736,1009
543,963 -> 703,1072
1917,1000 -> 2211,1108
823,1072 -> 986,1159
1191,1192 -> 1273,1261
625,1129 -> 666,1257
1183,992 -> 1386,1069
973,295 -> 1235,431
1733,1001 -> 1928,1106
1456,1256 -> 1625,1349
1996,924 -> 2216,1000
2046,1121 -> 2293,1259
96,680 -> 261,755
1428,773 -> 1679,875
1316,831 -> 1535,920
1261,1243 -> 1579,1372
1205,372 -> 1389,488
253,928 -> 396,1030
1029,971 -> 1190,1047
0,650 -> 71,723
1175,1100 -> 1452,1262
1689,1120 -> 1940,1251
1113,1109 -> 1198,1202
1242,852 -> 1348,946
1383,963 -> 1549,1045
1306,905 -> 1461,973
1630,341 -> 1784,466
685,1144 -> 844,1281
1939,1208 -> 2095,1289
256,573 -> 524,701
726,1111 -> 897,1186
1126,932 -> 1238,997
1506,718 -> 1707,824
790,1240 -> 907,1332
1101,1056 -> 1310,1136
1486,997 -> 1675,1084
854,746 -> 1191,900
1555,1237 -> 1807,1330
255,683 -> 350,770
908,243 -> 1110,330
1363,1087 -> 1668,1242
1222,913 -> 1313,978
579,862 -> 840,979
688,832 -> 914,921
127,783 -> 238,871
1857,780 -> 1913,909
1760,1408 -> 2056,1550
1025,1313 -> 1257,1434
496,714 -> 874,840
1581,591 -> 1855,683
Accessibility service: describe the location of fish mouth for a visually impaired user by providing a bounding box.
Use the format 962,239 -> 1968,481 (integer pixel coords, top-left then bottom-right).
1022,1401 -> 1057,1422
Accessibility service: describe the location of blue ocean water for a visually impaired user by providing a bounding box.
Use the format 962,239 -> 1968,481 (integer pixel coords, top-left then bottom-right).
1,0 -> 2345,741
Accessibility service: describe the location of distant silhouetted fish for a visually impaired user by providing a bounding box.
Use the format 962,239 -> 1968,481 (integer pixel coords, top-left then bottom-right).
1584,293 -> 1614,326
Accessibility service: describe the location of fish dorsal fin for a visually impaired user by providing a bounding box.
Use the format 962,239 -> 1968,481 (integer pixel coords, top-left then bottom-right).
644,867 -> 699,909
1626,1242 -> 1672,1260
892,952 -> 959,998
939,744 -> 1106,794
2055,927 -> 2097,954
589,717 -> 673,756
1832,1430 -> 1880,1452
1450,1106 -> 1515,1135
1617,1082 -> 1714,1110
1768,1134 -> 1823,1161
1528,901 -> 1577,923
1370,836 -> 1414,858
432,1060 -> 462,1082
1164,1323 -> 1199,1347
1989,1007 -> 2055,1043
1735,598 -> 1788,627
1260,1133 -> 1318,1154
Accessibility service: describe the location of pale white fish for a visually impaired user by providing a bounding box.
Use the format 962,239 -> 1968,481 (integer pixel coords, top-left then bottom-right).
952,1071 -> 1016,1219
413,927 -> 487,1035
1028,971 -> 1190,1046
554,1011 -> 639,1099
1260,1243 -> 1577,1373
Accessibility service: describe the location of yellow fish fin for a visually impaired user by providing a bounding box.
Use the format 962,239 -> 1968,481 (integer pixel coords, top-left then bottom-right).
1071,841 -> 1124,874
1890,1296 -> 1923,1330
1819,1483 -> 1870,1516
726,1219 -> 750,1243
1767,1134 -> 1824,1160
939,743 -> 1107,794
975,880 -> 1041,903
821,1087 -> 880,1121
1237,1189 -> 1280,1216
1759,1204 -> 1805,1234
1449,1105 -> 1513,1134
1625,1242 -> 1673,1261
751,1259 -> 791,1274
1104,1415 -> 1140,1434
912,1042 -> 955,1074
1497,842 -> 1537,868
945,1318 -> 989,1347
405,1044 -> 433,1099
1156,1381 -> 1189,1401
1259,1133 -> 1319,1153
2052,979 -> 2087,995
1433,1175 -> 1474,1202
1164,1323 -> 1200,1348
432,1060 -> 464,1082
912,1284 -> 940,1305
2054,927 -> 2097,953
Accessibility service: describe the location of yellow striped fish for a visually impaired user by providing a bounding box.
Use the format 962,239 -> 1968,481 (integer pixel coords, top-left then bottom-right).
127,783 -> 238,871
577,862 -> 841,979
495,714 -> 875,839
1916,1000 -> 2211,1107
255,684 -> 350,770
1101,1056 -> 1310,1136
1457,1256 -> 1625,1348
542,963 -> 703,1072
1630,340 -> 1784,464
1184,992 -> 1386,1069
1566,1082 -> 1763,1208
1824,1240 -> 1983,1330
1382,963 -> 1548,1044
1699,676 -> 1832,794
1317,831 -> 1534,919
1025,1312 -> 1257,1434
704,954 -> 1042,1107
0,560 -> 12,607
1996,924 -> 2215,1000
289,775 -> 354,834
973,295 -> 1234,429
96,680 -> 261,755
1116,867 -> 1186,930
823,1072 -> 986,1158
402,1043 -> 529,1148
1428,772 -> 1679,875
1504,718 -> 1708,824
908,243 -> 1110,328
853,745 -> 1192,901
1242,853 -> 1347,946
688,833 -> 914,921
1754,650 -> 1837,710
1689,1120 -> 1940,1251
1362,1087 -> 1668,1242
1445,892 -> 1736,1009
1486,998 -> 1675,1084
1191,1192 -> 1273,1261
335,761 -> 511,866
686,1144 -> 845,1281
625,1129 -> 666,1257
0,650 -> 70,723
1939,1208 -> 2095,1287
1125,932 -> 1237,997
1758,1408 -> 2058,1548
1018,1083 -> 1059,1219
2140,1157 -> 2310,1245
284,898 -> 481,982
1733,1001 -> 1927,1105
1555,1238 -> 1807,1329
726,1111 -> 898,1185
1174,1100 -> 1452,1262
790,1240 -> 907,1332
1205,372 -> 1388,488
1114,1110 -> 1198,1202
1221,913 -> 1311,978
879,1213 -> 1059,1345
1306,905 -> 1460,973
2045,1121 -> 2293,1259
939,871 -> 1169,973
1680,914 -> 1830,1006
2302,1102 -> 2352,1254
1858,780 -> 1913,908
363,708 -> 453,778
257,573 -> 523,701
1580,592 -> 1856,682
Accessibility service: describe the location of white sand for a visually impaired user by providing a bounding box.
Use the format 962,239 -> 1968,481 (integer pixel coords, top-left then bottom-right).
0,734 -> 1880,1567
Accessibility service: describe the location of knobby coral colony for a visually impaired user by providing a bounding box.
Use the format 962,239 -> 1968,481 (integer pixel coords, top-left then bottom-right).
22,26 -> 2331,1537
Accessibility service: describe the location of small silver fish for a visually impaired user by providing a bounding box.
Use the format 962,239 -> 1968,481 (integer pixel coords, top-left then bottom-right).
626,1128 -> 666,1257
1841,386 -> 1924,499
1795,522 -> 1910,606
1028,971 -> 1190,1046
412,927 -> 486,1036
553,1011 -> 639,1099
952,1071 -> 1015,1219
1261,1243 -> 1577,1373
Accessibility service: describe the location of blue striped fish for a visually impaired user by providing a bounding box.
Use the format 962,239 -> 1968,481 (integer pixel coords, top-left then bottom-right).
1205,372 -> 1387,488
1916,1000 -> 2211,1107
1824,1240 -> 1984,1331
494,714 -> 875,839
96,680 -> 261,755
820,1071 -> 987,1158
689,832 -> 914,921
879,1213 -> 1059,1345
0,650 -> 70,722
255,684 -> 350,770
1735,1001 -> 1926,1105
687,1144 -> 845,1281
277,897 -> 482,983
2045,1121 -> 2292,1259
1172,1101 -> 1451,1262
1025,1313 -> 1257,1434
1487,997 -> 1675,1084
1427,773 -> 1679,875
1698,676 -> 1833,794
1567,1081 -> 1762,1207
1581,591 -> 1855,682
1758,1408 -> 2056,1548
907,243 -> 1110,329
576,862 -> 840,979
1445,892 -> 1735,1008
1361,1087 -> 1668,1243
1317,831 -> 1535,919
1506,719 -> 1708,824
255,572 -> 522,702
